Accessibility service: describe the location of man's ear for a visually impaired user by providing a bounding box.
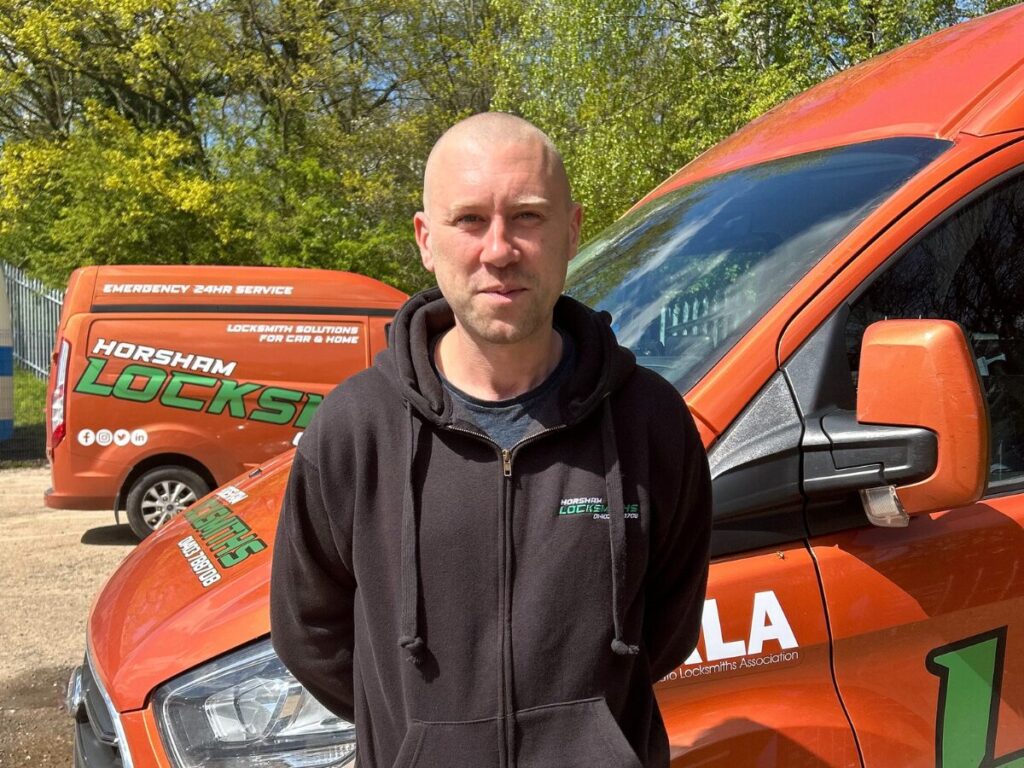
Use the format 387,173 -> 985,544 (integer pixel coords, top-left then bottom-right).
567,203 -> 583,261
413,211 -> 435,273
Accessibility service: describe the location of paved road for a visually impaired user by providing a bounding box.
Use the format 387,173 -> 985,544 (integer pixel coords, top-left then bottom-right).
0,467 -> 136,768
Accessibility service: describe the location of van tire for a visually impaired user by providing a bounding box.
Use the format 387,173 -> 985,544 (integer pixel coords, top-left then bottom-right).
126,467 -> 210,540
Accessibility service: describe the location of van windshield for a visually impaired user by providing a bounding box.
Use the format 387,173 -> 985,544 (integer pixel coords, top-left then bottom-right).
565,137 -> 950,394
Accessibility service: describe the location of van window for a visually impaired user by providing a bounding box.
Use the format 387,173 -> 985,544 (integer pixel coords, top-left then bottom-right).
565,137 -> 949,394
846,170 -> 1024,492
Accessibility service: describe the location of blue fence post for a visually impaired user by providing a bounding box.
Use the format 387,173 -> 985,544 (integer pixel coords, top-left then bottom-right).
0,275 -> 12,441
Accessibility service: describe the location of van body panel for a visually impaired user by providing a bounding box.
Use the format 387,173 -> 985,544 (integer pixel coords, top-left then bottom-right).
814,496 -> 1024,764
654,544 -> 862,765
44,452 -> 129,509
86,264 -> 406,311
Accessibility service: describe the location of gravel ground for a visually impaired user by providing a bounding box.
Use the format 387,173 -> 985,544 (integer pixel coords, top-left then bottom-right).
0,467 -> 136,768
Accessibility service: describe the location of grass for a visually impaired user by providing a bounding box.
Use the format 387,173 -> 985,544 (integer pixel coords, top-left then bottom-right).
14,364 -> 47,425
1,363 -> 48,465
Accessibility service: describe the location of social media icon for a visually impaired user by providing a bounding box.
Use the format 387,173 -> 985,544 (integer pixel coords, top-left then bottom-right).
77,429 -> 96,446
130,429 -> 148,446
96,429 -> 113,446
114,429 -> 131,446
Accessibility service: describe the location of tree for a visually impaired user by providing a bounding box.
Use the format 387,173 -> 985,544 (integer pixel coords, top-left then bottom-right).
0,0 -> 1014,288
0,0 -> 508,292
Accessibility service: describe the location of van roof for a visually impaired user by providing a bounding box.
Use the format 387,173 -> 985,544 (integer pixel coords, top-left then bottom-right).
641,4 -> 1024,203
77,265 -> 408,312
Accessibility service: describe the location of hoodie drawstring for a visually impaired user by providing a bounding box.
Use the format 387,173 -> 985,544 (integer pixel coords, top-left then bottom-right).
400,395 -> 635,663
398,404 -> 426,665
601,397 -> 639,656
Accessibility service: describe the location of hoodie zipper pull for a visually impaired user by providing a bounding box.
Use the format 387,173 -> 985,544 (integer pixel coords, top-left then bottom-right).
501,449 -> 512,478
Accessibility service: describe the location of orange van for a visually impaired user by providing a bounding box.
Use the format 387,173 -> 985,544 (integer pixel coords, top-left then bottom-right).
46,265 -> 405,537
68,7 -> 1024,766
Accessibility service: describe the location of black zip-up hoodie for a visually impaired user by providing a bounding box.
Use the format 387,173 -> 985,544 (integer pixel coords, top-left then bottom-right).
271,288 -> 712,768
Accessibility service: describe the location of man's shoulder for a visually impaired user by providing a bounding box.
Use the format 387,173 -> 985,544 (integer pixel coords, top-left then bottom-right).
299,366 -> 402,458
612,364 -> 702,453
616,364 -> 688,417
318,365 -> 398,418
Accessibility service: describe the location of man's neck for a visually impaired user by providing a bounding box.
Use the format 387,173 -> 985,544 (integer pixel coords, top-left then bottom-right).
435,324 -> 564,401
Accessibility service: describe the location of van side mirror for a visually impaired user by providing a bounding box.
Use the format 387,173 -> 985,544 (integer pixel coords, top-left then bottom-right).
800,319 -> 988,527
856,319 -> 988,517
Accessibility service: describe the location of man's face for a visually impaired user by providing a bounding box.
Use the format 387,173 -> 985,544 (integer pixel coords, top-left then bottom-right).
414,137 -> 582,347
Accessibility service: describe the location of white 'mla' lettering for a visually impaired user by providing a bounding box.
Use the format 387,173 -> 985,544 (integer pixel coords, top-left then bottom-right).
685,590 -> 798,664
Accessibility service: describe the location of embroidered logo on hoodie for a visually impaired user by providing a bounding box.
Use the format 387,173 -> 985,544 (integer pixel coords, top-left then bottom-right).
558,496 -> 639,520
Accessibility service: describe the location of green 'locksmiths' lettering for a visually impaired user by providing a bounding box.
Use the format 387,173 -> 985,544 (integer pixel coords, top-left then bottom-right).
251,387 -> 304,425
192,509 -> 234,536
558,502 -> 639,516
204,519 -> 250,545
218,538 -> 266,567
210,530 -> 259,556
112,364 -> 167,402
75,357 -> 114,396
162,371 -> 219,410
295,393 -> 323,429
207,380 -> 262,417
185,498 -> 267,569
927,627 -> 1024,767
185,499 -> 229,526
559,502 -> 607,515
73,357 -> 321,428
76,357 -> 168,402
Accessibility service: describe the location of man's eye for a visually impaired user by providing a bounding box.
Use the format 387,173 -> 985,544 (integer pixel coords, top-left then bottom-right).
456,214 -> 483,225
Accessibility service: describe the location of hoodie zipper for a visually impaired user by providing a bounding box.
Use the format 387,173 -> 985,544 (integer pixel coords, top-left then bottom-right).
444,423 -> 566,768
445,424 -> 514,767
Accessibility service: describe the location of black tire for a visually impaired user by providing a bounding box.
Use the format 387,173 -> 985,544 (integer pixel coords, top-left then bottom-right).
126,466 -> 210,540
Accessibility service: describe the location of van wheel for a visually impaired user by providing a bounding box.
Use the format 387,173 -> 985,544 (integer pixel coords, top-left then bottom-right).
126,467 -> 209,540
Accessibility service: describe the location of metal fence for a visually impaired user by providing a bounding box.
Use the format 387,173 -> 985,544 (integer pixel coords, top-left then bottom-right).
2,261 -> 64,378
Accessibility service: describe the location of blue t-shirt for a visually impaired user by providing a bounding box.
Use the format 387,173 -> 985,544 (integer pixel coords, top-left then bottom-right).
438,332 -> 575,450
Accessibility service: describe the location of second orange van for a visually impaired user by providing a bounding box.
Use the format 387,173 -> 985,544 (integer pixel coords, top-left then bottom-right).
45,265 -> 406,537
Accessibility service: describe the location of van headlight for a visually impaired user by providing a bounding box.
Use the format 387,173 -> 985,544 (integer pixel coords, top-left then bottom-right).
154,638 -> 355,767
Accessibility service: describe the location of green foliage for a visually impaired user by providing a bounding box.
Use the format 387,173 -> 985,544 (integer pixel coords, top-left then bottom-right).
0,0 -> 501,292
0,105 -> 240,285
0,0 -> 1009,289
493,0 -> 1004,239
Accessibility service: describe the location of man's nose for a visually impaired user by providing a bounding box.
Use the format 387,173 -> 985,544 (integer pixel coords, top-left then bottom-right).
480,216 -> 518,267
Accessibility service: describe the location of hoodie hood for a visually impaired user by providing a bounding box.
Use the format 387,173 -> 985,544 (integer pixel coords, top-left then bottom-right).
380,287 -> 637,426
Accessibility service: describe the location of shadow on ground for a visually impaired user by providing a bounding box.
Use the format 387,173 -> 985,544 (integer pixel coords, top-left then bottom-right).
81,524 -> 138,547
0,666 -> 75,768
0,665 -> 72,710
0,424 -> 46,463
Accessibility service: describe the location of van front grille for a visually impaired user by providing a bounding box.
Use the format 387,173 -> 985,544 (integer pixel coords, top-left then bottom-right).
69,656 -> 129,768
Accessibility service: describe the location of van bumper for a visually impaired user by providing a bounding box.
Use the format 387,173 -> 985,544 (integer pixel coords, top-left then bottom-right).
44,487 -> 115,510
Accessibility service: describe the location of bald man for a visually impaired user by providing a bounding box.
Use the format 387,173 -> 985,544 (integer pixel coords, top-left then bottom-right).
271,113 -> 712,767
